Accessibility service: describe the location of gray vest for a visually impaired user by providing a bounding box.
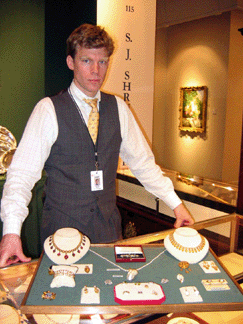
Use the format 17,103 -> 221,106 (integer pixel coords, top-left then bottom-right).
41,89 -> 122,243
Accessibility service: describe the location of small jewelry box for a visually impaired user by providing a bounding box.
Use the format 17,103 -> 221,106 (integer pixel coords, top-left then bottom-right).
114,245 -> 146,263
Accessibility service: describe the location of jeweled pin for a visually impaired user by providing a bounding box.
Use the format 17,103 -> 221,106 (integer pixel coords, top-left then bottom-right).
178,261 -> 191,273
42,291 -> 56,300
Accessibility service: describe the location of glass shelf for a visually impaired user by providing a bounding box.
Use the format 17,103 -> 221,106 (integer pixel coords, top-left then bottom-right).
117,167 -> 238,207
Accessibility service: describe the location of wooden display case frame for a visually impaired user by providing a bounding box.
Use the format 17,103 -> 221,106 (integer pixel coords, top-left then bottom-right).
21,244 -> 243,315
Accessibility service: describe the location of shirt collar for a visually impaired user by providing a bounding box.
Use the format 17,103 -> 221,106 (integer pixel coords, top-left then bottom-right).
69,80 -> 101,104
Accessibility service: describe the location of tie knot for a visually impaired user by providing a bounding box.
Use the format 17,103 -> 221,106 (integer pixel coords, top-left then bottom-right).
84,98 -> 98,111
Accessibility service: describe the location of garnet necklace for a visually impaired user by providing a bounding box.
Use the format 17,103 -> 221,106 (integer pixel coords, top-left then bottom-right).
48,232 -> 86,260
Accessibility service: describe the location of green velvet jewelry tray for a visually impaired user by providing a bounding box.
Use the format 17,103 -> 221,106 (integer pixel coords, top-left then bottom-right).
21,244 -> 243,315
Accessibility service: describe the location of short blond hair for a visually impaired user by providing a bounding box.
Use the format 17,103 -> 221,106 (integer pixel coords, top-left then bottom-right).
66,24 -> 114,58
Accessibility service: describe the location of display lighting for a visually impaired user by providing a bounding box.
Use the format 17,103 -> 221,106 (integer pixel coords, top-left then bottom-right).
212,183 -> 234,191
176,172 -> 203,186
90,314 -> 104,324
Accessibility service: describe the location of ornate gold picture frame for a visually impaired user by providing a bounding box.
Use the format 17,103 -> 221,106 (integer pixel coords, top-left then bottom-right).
179,86 -> 207,133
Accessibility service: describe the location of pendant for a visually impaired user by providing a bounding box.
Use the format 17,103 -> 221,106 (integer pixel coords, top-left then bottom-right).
126,269 -> 138,281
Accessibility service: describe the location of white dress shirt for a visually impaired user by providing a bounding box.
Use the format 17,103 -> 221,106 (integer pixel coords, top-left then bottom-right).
1,81 -> 181,236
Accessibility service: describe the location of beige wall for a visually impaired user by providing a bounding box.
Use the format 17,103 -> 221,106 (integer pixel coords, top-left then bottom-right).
153,11 -> 243,182
153,28 -> 167,158
222,10 -> 243,183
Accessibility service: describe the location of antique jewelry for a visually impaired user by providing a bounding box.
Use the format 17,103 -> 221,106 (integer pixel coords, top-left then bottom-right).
201,279 -> 230,291
177,274 -> 184,283
53,269 -> 76,278
44,228 -> 90,265
69,263 -> 93,274
178,261 -> 192,273
179,286 -> 203,303
49,265 -> 78,288
211,263 -> 219,271
90,248 -> 166,281
114,282 -> 166,305
169,232 -> 206,253
113,275 -> 123,278
48,232 -> 84,260
164,228 -> 209,264
202,261 -> 210,269
127,269 -> 138,281
84,266 -> 90,273
81,286 -> 101,304
199,260 -> 220,273
42,291 -> 56,300
84,286 -> 88,294
94,286 -> 100,294
183,287 -> 200,296
161,278 -> 169,284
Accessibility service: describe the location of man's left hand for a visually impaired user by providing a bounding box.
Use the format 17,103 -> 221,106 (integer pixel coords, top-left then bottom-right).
173,203 -> 195,228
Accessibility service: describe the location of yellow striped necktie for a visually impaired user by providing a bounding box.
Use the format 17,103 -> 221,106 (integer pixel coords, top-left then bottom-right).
84,98 -> 99,144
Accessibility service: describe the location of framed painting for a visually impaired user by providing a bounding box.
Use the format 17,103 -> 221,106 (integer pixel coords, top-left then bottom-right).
179,86 -> 207,133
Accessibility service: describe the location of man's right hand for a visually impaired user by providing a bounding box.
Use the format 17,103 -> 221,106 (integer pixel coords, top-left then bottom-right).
0,234 -> 31,268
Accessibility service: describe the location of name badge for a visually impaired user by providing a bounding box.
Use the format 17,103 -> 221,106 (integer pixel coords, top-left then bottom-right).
90,170 -> 103,191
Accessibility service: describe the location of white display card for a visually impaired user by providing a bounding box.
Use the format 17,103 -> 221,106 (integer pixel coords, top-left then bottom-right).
80,286 -> 100,304
199,261 -> 221,274
179,286 -> 203,303
201,279 -> 230,291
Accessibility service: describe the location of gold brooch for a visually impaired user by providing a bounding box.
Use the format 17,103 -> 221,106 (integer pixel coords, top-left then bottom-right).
42,290 -> 56,300
178,261 -> 192,273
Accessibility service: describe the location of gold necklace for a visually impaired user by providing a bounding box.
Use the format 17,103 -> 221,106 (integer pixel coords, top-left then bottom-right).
48,232 -> 85,260
169,232 -> 205,253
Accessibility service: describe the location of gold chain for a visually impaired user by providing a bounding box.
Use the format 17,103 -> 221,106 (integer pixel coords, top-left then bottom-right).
169,232 -> 205,253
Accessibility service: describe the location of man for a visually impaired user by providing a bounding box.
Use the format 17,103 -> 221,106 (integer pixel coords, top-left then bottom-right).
0,24 -> 194,268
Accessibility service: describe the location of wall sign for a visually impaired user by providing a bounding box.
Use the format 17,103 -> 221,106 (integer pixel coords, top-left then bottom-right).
97,0 -> 156,143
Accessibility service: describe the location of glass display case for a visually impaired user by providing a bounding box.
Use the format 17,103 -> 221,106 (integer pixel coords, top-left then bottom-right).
117,165 -> 238,207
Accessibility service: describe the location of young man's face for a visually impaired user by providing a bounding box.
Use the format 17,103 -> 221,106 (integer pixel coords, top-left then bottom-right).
66,46 -> 109,97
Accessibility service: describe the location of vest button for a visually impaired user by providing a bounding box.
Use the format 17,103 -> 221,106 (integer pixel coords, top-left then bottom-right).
90,208 -> 94,212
